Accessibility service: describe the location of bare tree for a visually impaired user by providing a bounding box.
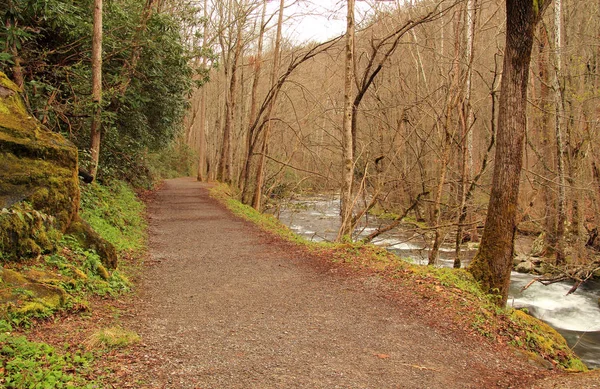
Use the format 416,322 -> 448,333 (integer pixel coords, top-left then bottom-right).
252,0 -> 285,210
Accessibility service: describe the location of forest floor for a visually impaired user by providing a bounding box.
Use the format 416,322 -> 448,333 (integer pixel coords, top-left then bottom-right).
105,177 -> 598,388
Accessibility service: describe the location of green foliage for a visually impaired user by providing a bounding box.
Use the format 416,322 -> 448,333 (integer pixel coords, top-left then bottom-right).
80,181 -> 146,252
1,0 -> 202,185
0,331 -> 98,388
45,237 -> 131,298
146,140 -> 198,180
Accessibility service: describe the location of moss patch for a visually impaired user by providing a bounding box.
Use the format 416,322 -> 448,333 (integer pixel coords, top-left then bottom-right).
0,267 -> 68,321
0,203 -> 61,262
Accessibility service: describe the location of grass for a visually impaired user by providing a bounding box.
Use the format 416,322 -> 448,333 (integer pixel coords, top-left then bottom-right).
210,183 -> 586,372
80,180 -> 147,252
84,326 -> 140,350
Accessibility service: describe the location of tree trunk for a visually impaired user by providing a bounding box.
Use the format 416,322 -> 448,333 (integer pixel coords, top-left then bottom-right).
240,0 -> 267,201
197,0 -> 209,182
252,0 -> 284,210
429,9 -> 461,265
338,0 -> 356,240
455,0 -> 477,268
468,0 -> 549,306
90,0 -> 103,177
553,0 -> 567,265
537,24 -> 557,251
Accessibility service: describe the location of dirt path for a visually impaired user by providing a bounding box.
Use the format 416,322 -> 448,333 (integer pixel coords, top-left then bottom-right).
122,178 -> 563,388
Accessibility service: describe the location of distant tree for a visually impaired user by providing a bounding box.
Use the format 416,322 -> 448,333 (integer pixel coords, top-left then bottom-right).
469,0 -> 550,305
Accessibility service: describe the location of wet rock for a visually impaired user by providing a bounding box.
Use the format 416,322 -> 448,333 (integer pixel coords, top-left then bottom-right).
515,260 -> 535,273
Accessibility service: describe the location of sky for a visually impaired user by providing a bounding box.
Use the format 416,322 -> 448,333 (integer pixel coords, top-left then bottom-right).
264,0 -> 396,44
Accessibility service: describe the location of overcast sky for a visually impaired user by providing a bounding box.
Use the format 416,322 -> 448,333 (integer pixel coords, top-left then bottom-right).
265,0 -> 395,44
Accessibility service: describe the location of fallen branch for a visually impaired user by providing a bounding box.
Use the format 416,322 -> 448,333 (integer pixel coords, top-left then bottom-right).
520,260 -> 600,295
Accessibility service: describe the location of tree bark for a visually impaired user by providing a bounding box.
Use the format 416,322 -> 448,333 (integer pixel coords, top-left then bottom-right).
553,0 -> 567,265
90,0 -> 103,177
338,0 -> 356,240
468,0 -> 549,306
240,0 -> 267,201
252,0 -> 284,210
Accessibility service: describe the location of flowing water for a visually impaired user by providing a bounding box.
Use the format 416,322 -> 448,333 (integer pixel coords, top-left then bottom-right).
273,194 -> 600,368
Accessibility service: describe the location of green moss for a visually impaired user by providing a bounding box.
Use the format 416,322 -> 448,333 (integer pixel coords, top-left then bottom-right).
0,203 -> 60,262
80,181 -> 146,253
509,310 -> 585,371
0,71 -> 80,262
66,218 -> 118,269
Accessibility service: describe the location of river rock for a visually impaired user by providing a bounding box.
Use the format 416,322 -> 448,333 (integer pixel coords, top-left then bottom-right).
515,260 -> 535,273
513,253 -> 529,266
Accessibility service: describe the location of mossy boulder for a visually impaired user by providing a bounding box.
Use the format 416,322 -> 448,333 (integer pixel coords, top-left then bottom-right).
0,72 -> 80,261
0,266 -> 68,317
67,219 -> 118,269
0,72 -> 118,269
509,309 -> 587,371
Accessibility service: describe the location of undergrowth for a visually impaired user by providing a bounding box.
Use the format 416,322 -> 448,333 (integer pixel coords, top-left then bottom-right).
80,181 -> 147,252
0,180 -> 146,388
0,321 -> 99,388
210,183 -> 586,372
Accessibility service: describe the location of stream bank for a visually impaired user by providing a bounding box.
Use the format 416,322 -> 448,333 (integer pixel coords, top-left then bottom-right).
272,193 -> 600,368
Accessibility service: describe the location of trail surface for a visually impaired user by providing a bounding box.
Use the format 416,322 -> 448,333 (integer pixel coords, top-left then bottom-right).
122,178 -> 586,388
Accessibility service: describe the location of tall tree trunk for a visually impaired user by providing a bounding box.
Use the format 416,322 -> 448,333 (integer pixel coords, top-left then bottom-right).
252,0 -> 284,210
455,0 -> 478,268
218,2 -> 243,184
537,25 -> 557,252
468,0 -> 549,306
90,0 -> 103,177
553,0 -> 567,265
338,0 -> 356,240
240,0 -> 267,201
429,9 -> 462,266
197,0 -> 209,182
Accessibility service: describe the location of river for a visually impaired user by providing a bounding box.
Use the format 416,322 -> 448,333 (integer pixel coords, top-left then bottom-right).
272,194 -> 600,368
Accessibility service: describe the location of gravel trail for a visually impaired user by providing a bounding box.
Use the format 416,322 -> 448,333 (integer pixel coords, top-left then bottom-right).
124,177 -> 567,388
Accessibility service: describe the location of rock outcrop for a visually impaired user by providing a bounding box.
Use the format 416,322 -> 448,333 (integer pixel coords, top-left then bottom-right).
0,72 -> 116,268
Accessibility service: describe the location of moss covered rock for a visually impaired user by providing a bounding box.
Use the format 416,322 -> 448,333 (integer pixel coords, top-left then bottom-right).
0,72 -> 80,261
67,218 -> 118,269
0,266 -> 68,317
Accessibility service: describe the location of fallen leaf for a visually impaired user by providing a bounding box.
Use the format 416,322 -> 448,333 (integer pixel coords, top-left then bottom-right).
375,353 -> 390,359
